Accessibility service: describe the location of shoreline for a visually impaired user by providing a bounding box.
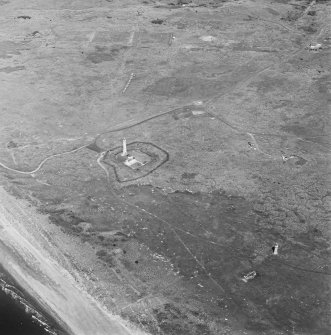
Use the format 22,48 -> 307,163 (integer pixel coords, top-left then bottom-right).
0,187 -> 146,335
0,263 -> 65,335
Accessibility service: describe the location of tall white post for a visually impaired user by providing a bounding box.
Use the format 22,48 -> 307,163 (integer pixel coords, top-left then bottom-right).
121,138 -> 127,156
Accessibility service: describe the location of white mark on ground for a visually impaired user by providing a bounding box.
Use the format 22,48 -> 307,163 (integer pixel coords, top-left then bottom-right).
247,133 -> 272,157
122,73 -> 135,94
128,30 -> 135,46
200,35 -> 217,42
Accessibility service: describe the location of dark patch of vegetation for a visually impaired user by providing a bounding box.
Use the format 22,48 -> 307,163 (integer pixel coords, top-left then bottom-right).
151,19 -> 164,24
177,0 -> 192,4
48,210 -> 83,227
6,141 -> 18,149
96,250 -> 107,257
300,25 -> 318,33
17,15 -> 31,19
181,172 -> 197,179
96,250 -> 115,266
281,11 -> 301,21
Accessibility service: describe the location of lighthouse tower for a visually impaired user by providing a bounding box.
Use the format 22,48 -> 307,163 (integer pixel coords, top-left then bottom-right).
121,138 -> 127,156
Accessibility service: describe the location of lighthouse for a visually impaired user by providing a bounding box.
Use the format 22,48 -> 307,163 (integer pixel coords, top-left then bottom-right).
121,138 -> 127,156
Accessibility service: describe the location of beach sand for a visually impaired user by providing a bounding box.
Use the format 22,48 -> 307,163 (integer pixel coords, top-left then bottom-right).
0,187 -> 146,335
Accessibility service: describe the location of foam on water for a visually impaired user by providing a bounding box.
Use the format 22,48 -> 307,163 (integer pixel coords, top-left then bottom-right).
0,267 -> 63,335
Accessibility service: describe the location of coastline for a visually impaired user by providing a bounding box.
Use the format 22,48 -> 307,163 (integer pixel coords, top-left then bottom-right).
0,263 -> 64,335
0,187 -> 146,335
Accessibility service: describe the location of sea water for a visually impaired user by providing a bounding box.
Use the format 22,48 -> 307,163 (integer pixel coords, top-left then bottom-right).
0,266 -> 64,335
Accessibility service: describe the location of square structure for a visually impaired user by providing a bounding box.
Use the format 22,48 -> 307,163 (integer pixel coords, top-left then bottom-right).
117,150 -> 151,170
104,142 -> 169,182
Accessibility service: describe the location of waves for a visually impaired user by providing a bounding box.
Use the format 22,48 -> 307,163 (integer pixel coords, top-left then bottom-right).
0,272 -> 58,335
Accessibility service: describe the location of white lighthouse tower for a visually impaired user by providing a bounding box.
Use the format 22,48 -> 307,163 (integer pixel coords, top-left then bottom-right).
121,138 -> 127,156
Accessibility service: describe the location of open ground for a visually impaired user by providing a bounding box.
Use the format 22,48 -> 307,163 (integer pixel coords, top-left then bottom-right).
0,0 -> 330,334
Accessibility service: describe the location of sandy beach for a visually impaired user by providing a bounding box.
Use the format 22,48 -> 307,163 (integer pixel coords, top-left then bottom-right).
0,187 -> 145,335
